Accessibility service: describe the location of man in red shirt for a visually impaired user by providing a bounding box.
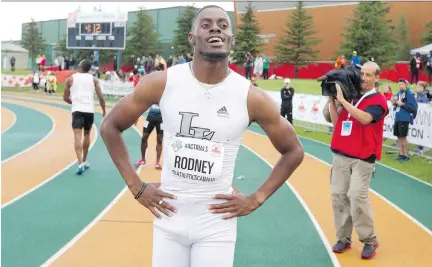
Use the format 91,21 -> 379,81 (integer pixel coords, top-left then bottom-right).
328,61 -> 388,260
132,69 -> 141,87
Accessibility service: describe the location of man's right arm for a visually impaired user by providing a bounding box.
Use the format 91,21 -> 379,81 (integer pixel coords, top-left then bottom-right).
63,77 -> 72,104
100,71 -> 166,195
329,96 -> 339,127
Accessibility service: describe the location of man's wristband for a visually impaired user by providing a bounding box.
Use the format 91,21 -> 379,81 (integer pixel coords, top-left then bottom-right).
134,182 -> 147,199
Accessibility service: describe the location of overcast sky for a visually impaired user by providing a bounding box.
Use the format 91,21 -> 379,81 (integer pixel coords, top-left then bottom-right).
0,2 -> 235,42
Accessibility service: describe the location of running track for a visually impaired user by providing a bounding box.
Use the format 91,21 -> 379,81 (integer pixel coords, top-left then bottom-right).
1,92 -> 431,267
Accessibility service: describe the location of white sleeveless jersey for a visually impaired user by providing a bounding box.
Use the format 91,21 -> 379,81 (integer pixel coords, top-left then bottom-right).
70,73 -> 95,113
159,63 -> 251,199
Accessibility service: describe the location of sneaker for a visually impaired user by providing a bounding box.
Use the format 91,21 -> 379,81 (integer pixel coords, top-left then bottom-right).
76,164 -> 85,175
394,155 -> 404,161
155,163 -> 162,170
332,241 -> 351,253
135,159 -> 145,167
361,243 -> 379,259
400,156 -> 410,162
83,162 -> 90,169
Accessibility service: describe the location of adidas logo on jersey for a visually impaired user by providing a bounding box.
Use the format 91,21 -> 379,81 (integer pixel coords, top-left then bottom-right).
217,106 -> 230,118
217,106 -> 229,115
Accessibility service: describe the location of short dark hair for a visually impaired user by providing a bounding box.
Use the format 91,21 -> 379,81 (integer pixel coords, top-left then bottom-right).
398,78 -> 407,84
191,5 -> 226,32
80,60 -> 92,72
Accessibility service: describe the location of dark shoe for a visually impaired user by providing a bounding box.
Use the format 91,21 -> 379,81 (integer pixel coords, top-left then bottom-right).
361,243 -> 379,259
394,155 -> 404,161
332,241 -> 351,253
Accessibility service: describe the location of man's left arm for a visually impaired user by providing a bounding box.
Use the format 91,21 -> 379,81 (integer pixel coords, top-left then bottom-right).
209,86 -> 304,219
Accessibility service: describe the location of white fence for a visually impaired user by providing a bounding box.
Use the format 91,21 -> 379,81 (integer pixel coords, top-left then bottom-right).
266,92 -> 432,148
2,74 -> 431,148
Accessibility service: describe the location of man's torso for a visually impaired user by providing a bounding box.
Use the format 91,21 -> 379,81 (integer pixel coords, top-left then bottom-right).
158,63 -> 251,199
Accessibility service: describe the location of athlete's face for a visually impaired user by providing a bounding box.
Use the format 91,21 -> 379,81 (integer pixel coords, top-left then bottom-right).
189,8 -> 234,61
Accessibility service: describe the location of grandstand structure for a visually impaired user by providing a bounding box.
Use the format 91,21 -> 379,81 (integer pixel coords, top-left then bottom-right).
234,1 -> 431,60
20,6 -> 235,68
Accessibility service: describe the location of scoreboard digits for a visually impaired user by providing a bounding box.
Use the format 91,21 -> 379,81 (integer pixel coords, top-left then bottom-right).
80,23 -> 111,35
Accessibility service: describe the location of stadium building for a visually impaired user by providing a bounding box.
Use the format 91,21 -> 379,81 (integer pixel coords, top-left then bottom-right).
19,6 -> 235,68
234,1 -> 431,60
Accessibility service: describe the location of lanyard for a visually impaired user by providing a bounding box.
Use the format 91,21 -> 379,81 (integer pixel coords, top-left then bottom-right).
347,89 -> 376,120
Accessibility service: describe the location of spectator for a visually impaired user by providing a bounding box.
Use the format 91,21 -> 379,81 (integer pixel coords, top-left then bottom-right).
414,81 -> 429,154
392,79 -> 417,162
146,56 -> 154,73
65,56 -> 70,70
350,51 -> 360,65
132,69 -> 140,87
328,61 -> 388,260
177,55 -> 186,65
70,56 -> 76,70
409,53 -> 422,85
262,54 -> 270,80
113,55 -> 117,72
46,71 -> 57,95
41,55 -> 47,72
32,71 -> 40,92
167,56 -> 173,68
253,55 -> 263,79
185,53 -> 193,62
280,78 -> 294,125
335,55 -> 347,69
383,84 -> 393,100
10,56 -> 16,72
426,50 -> 432,86
244,52 -> 254,80
36,55 -> 42,71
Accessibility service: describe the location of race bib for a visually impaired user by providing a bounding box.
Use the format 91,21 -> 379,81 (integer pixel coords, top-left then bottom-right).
167,136 -> 224,184
341,120 -> 352,136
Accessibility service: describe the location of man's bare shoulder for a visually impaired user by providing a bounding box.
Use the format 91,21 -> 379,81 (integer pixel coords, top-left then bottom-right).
132,70 -> 168,104
247,84 -> 279,123
65,75 -> 73,86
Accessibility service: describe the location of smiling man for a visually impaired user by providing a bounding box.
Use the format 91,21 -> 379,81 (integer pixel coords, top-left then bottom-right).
100,5 -> 304,267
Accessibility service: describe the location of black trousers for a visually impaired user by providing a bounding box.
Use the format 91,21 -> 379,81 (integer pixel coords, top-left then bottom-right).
245,67 -> 252,80
263,69 -> 269,79
411,70 -> 419,84
281,105 -> 293,125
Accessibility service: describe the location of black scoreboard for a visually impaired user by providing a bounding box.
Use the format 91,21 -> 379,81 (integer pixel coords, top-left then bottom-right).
66,11 -> 127,50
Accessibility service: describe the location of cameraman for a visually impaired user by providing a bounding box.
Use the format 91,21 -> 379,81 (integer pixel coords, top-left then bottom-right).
280,78 -> 294,124
328,62 -> 388,260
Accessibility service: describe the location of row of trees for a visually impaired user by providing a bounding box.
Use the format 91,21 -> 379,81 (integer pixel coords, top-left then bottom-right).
232,1 -> 432,76
21,2 -> 432,71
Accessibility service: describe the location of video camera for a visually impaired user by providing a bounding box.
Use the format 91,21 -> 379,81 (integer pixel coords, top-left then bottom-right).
317,64 -> 362,102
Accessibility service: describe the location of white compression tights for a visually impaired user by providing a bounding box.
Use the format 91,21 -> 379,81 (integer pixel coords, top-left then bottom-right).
152,197 -> 237,267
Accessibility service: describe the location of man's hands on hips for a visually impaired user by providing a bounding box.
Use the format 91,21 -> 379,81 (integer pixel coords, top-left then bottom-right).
209,190 -> 262,219
131,182 -> 178,219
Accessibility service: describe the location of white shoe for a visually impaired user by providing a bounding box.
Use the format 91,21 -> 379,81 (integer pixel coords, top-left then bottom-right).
84,162 -> 90,169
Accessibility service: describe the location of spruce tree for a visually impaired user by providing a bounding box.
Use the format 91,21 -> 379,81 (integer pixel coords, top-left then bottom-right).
394,15 -> 411,61
173,6 -> 197,56
21,19 -> 46,69
124,8 -> 161,59
338,2 -> 396,67
231,2 -> 262,64
420,21 -> 432,45
274,1 -> 320,77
